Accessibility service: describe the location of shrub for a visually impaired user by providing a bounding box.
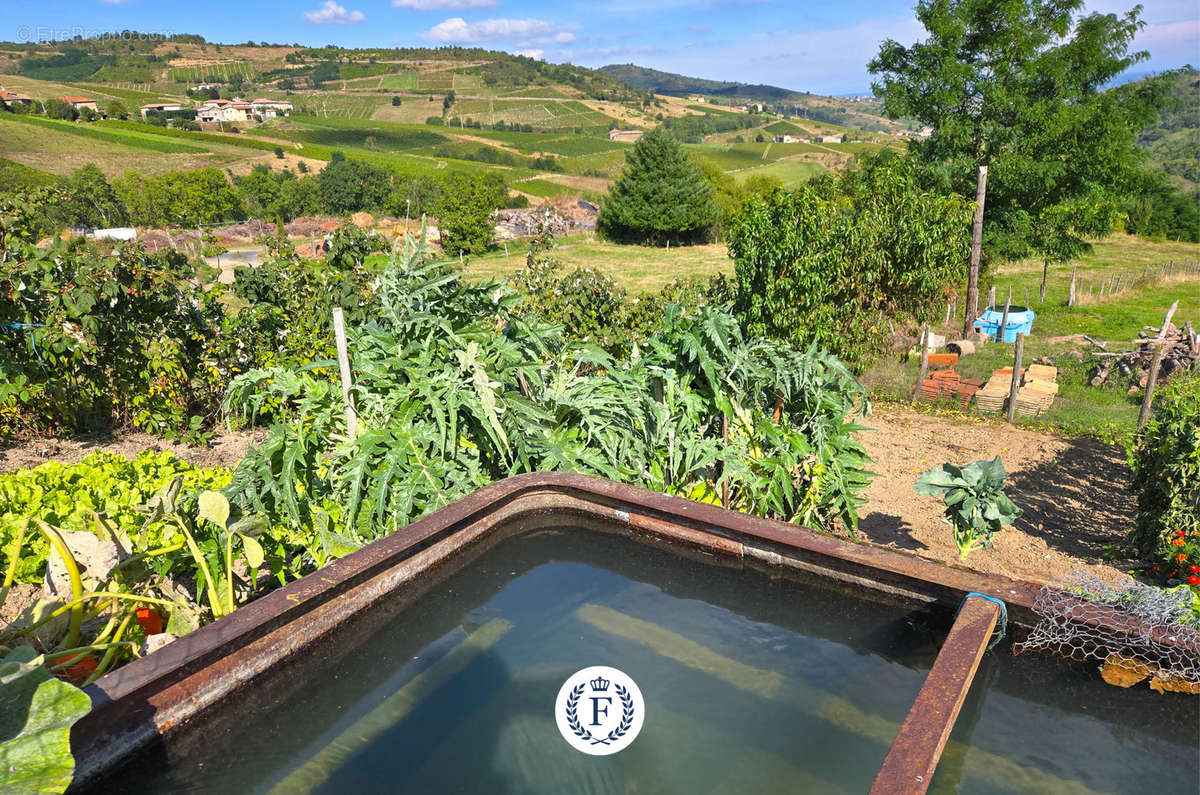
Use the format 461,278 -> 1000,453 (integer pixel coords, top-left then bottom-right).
1130,373 -> 1200,586
0,214 -> 228,439
728,155 -> 971,372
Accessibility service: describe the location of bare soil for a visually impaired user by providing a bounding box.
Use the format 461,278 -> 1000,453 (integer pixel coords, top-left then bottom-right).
856,403 -> 1136,586
0,429 -> 262,474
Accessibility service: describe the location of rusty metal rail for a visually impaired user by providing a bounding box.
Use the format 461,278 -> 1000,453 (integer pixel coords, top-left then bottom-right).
870,595 -> 1002,795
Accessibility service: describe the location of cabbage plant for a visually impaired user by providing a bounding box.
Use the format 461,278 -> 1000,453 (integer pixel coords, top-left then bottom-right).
914,456 -> 1022,558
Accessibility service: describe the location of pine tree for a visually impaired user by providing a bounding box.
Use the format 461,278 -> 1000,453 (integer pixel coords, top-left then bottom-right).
598,127 -> 718,244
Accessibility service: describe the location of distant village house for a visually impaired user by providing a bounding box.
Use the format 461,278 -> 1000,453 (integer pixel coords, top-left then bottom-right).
140,102 -> 185,119
57,96 -> 99,113
608,129 -> 644,143
0,88 -> 33,108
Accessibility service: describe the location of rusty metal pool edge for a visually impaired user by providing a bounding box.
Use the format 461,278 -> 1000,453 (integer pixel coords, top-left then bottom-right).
65,472 -> 1179,789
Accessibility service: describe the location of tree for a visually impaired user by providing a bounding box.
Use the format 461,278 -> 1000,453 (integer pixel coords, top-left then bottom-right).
728,155 -> 972,371
317,156 -> 391,214
391,96 -> 402,107
597,127 -> 719,244
44,99 -> 76,121
106,100 -> 129,120
869,0 -> 1168,288
435,174 -> 504,256
55,165 -> 126,228
442,90 -> 456,113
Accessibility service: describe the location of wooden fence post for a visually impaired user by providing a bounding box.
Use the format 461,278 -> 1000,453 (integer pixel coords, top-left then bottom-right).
1068,266 -> 1077,306
332,307 -> 357,439
986,284 -> 996,311
1006,333 -> 1024,424
1137,345 -> 1164,431
997,288 -> 1012,343
912,325 -> 930,405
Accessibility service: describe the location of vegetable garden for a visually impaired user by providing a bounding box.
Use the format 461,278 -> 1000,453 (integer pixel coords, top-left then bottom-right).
1,198 -> 877,726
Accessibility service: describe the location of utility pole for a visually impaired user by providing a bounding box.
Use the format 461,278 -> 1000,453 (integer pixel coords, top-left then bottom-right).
963,165 -> 988,339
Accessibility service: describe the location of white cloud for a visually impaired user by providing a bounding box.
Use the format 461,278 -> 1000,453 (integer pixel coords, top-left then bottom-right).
393,0 -> 497,9
554,32 -> 577,44
303,1 -> 366,24
1135,18 -> 1200,65
422,17 -> 566,43
515,49 -> 545,60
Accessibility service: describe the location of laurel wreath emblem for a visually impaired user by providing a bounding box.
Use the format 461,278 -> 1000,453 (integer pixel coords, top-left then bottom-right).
564,682 -> 635,745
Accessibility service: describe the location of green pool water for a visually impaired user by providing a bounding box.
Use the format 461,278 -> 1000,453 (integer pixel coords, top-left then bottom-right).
97,529 -> 1199,794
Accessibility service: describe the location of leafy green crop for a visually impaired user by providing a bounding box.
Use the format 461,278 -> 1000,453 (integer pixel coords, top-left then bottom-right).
0,452 -> 231,583
914,456 -> 1022,558
226,229 -> 873,547
0,646 -> 92,794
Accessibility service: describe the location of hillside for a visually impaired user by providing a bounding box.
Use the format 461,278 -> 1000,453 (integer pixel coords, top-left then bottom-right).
0,33 -> 908,206
600,63 -> 906,132
1137,66 -> 1200,196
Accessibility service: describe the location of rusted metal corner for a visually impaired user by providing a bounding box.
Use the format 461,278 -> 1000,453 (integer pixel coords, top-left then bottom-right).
870,596 -> 1001,795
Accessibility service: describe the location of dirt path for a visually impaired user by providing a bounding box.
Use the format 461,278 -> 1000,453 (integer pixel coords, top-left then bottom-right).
0,429 -> 262,474
856,404 -> 1136,586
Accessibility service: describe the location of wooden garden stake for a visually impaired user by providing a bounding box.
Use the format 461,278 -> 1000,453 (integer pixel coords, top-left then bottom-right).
332,307 -> 357,439
963,165 -> 987,339
944,300 -> 952,325
1006,333 -> 1024,424
1024,286 -> 1029,307
1068,266 -> 1077,306
986,284 -> 996,311
720,413 -> 730,508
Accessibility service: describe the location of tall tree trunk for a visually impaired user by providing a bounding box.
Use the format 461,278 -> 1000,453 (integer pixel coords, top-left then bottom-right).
963,165 -> 988,338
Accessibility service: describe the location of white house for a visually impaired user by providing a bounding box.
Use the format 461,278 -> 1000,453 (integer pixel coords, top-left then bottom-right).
815,134 -> 843,144
250,98 -> 293,119
139,102 -> 184,119
197,100 -> 248,123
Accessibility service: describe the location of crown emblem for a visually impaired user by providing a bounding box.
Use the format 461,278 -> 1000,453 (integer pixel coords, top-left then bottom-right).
589,675 -> 610,692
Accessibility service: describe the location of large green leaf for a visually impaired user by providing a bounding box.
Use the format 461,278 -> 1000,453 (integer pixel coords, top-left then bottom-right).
0,646 -> 92,794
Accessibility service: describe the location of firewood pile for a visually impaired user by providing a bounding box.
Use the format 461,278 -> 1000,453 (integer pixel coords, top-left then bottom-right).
1087,315 -> 1198,390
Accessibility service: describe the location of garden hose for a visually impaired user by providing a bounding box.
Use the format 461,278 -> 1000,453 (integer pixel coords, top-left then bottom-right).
959,592 -> 1008,650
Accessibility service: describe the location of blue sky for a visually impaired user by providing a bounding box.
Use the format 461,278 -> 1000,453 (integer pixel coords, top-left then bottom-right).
12,1 -> 1200,94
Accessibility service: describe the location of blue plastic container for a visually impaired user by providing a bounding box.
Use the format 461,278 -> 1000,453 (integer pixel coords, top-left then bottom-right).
973,306 -> 1035,342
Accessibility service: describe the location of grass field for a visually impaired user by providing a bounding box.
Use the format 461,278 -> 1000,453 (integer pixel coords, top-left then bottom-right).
0,116 -> 262,177
732,160 -> 827,186
863,235 -> 1200,442
0,157 -> 55,189
379,73 -> 419,91
444,235 -> 732,293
